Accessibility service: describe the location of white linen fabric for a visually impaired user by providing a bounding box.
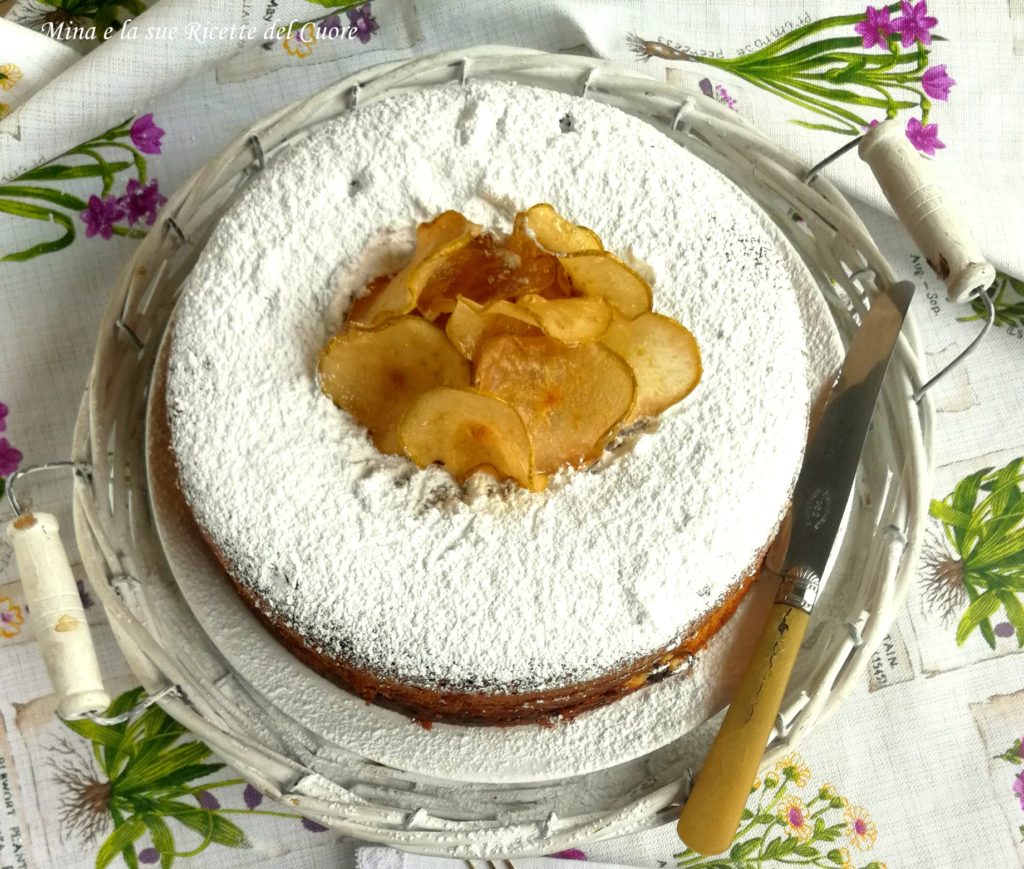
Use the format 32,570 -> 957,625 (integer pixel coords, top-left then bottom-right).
1,3 -> 1023,868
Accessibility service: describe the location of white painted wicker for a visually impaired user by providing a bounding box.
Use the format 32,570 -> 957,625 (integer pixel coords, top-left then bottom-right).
69,46 -> 933,855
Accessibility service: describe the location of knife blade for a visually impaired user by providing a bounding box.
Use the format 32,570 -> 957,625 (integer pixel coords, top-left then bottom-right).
677,279 -> 915,856
780,278 -> 915,604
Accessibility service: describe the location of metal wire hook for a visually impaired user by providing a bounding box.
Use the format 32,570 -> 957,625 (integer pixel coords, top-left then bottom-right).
84,685 -> 181,726
5,461 -> 88,517
115,318 -> 145,351
804,134 -> 865,183
163,216 -> 188,245
912,288 -> 995,402
248,134 -> 266,171
804,138 -> 996,403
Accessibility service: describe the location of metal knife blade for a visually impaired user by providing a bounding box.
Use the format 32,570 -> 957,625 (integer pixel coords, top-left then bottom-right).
782,280 -> 915,585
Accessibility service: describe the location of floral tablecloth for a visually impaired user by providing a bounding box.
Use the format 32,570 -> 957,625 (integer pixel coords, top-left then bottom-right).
1,2 -> 1023,868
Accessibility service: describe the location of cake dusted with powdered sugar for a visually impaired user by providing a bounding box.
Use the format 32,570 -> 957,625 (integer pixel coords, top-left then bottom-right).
165,81 -> 814,725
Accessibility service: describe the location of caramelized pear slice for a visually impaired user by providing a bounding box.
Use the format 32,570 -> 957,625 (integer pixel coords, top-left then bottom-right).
408,234 -> 478,319
515,293 -> 613,344
506,210 -> 562,296
398,387 -> 539,489
318,317 -> 470,454
475,335 -> 636,473
601,313 -> 702,422
520,203 -> 603,255
349,211 -> 481,327
346,272 -> 395,327
559,251 -> 653,318
414,234 -> 524,320
445,297 -> 543,361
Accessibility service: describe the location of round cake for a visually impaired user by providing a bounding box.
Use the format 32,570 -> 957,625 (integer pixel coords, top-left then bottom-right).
165,80 -> 813,726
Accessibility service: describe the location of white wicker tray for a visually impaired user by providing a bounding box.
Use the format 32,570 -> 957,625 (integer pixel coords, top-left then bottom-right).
67,46 -> 933,855
143,252 -> 843,784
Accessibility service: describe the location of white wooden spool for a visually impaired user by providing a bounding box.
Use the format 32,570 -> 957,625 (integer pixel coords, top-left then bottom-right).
5,513 -> 110,719
859,119 -> 995,303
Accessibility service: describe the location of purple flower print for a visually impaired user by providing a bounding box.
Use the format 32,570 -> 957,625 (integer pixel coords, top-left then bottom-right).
196,790 -> 221,810
347,4 -> 379,44
715,85 -> 736,110
905,116 -> 945,155
892,1 -> 938,48
550,849 -> 588,860
0,438 -> 21,477
994,621 -> 1015,638
698,78 -> 736,110
293,22 -> 316,45
79,194 -> 125,240
1014,769 -> 1024,811
301,817 -> 328,832
243,783 -> 264,809
138,848 -> 160,864
0,402 -> 7,433
120,179 -> 166,226
318,14 -> 343,39
921,64 -> 956,101
129,113 -> 165,155
854,6 -> 893,49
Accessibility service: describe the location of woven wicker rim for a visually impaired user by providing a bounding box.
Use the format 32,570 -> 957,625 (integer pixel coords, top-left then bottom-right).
70,46 -> 933,855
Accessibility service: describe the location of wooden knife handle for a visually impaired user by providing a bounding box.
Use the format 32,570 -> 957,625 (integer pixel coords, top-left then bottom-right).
677,602 -> 810,855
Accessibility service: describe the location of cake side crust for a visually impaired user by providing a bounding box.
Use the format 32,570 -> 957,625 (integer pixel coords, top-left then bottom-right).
213,504 -> 766,726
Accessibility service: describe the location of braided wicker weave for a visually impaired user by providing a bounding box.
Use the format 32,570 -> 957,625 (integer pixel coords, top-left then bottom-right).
70,46 -> 932,855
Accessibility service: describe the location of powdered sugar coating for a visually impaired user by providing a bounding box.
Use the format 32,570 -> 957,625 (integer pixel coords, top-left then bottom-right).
166,81 -> 811,693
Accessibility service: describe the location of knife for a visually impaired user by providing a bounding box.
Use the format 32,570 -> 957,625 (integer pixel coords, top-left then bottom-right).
677,278 -> 915,856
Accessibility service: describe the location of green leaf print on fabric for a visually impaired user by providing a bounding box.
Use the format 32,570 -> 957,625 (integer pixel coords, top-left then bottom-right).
52,688 -> 311,868
628,3 -> 953,151
961,272 -> 1024,329
922,457 -> 1024,649
0,114 -> 166,262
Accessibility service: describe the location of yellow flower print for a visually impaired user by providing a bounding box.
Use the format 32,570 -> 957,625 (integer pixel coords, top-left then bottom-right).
0,104 -> 10,120
282,24 -> 317,58
819,781 -> 847,807
0,596 -> 25,638
833,847 -> 855,869
750,776 -> 762,792
0,63 -> 23,91
774,752 -> 811,787
777,795 -> 813,841
764,771 -> 779,788
845,803 -> 878,850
